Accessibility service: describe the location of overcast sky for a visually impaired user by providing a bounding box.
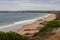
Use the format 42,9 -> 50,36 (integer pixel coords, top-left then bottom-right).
0,0 -> 60,11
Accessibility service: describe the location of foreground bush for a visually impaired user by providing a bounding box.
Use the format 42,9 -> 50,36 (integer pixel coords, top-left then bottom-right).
0,31 -> 28,40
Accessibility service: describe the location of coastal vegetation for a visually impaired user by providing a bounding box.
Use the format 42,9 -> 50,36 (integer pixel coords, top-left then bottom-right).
0,31 -> 28,40
40,20 -> 60,32
0,20 -> 60,40
29,20 -> 60,40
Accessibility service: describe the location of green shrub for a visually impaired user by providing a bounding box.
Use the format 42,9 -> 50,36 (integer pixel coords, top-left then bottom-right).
0,31 -> 28,40
39,20 -> 60,33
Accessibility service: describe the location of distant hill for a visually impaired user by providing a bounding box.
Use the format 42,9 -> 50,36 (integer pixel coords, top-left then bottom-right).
0,11 -> 60,13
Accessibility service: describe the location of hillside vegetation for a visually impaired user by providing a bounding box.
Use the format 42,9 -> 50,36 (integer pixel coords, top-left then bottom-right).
0,31 -> 28,40
29,20 -> 60,40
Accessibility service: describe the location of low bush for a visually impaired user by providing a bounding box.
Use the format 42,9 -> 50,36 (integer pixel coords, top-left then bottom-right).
39,20 -> 60,32
0,31 -> 28,40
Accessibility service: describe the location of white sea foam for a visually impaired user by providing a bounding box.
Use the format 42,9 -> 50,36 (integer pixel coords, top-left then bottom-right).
0,14 -> 51,32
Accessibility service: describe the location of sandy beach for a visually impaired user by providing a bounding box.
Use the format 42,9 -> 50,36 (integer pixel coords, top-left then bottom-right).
16,13 -> 57,36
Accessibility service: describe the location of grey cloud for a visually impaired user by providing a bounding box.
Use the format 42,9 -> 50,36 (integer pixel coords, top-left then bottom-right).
0,0 -> 60,11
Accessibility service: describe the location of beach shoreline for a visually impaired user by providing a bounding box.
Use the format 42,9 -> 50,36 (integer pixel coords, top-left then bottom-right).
16,13 -> 57,36
0,13 -> 56,34
0,13 -> 51,32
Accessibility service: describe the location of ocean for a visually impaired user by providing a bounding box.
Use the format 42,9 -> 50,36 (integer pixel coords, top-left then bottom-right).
0,13 -> 50,32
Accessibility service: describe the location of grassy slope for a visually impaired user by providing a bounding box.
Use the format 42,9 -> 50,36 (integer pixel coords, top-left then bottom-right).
29,20 -> 60,40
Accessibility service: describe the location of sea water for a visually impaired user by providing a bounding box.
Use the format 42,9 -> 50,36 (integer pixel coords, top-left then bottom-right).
0,13 -> 49,32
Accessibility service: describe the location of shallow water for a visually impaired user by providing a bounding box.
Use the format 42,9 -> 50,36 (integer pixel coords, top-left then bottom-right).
0,13 -> 48,26
0,13 -> 49,32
